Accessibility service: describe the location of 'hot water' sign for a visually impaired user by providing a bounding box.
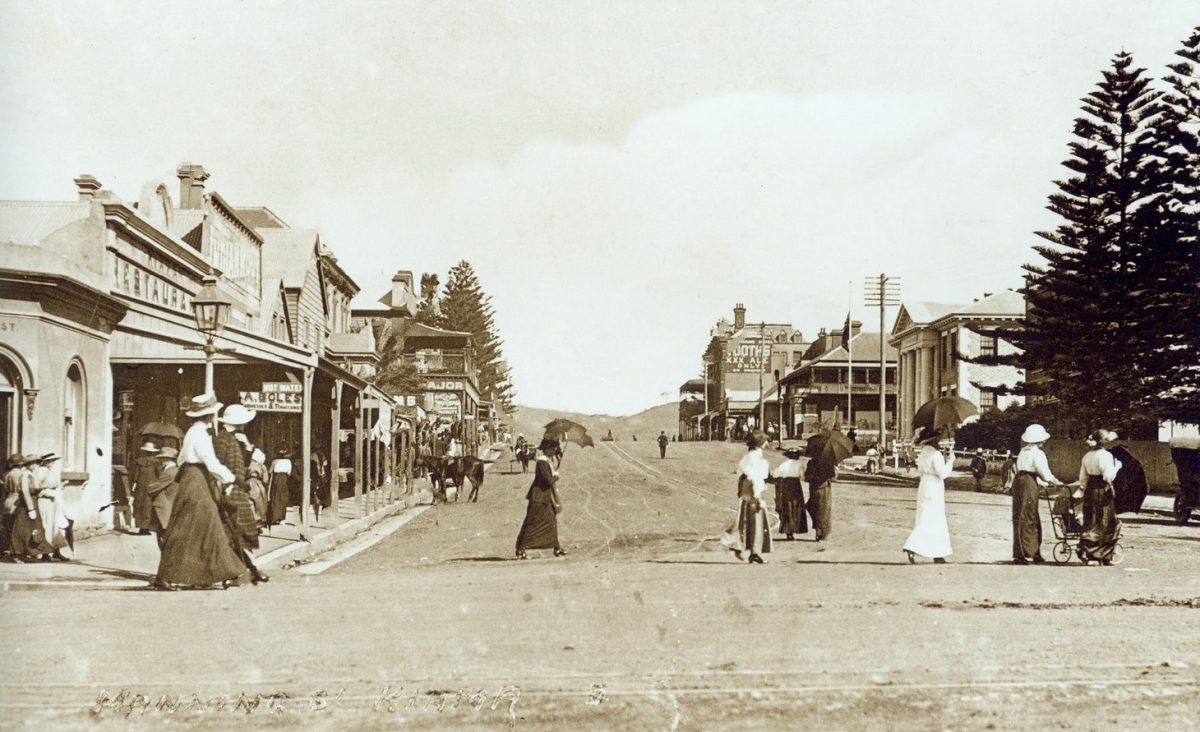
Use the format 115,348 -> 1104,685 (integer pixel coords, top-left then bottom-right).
239,382 -> 303,413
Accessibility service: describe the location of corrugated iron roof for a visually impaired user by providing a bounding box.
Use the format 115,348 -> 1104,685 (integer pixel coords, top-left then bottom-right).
0,201 -> 91,246
259,228 -> 319,288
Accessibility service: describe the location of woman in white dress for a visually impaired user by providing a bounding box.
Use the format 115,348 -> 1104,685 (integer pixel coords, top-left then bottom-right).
903,427 -> 953,564
722,430 -> 772,563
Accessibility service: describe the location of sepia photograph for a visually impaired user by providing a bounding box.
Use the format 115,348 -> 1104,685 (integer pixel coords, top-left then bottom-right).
1,1 -> 1198,729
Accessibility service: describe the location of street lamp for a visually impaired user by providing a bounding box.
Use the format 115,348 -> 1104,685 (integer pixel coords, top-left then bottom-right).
191,274 -> 231,394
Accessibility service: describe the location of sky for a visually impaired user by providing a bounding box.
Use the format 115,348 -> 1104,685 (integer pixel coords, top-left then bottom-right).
1,1 -> 1195,415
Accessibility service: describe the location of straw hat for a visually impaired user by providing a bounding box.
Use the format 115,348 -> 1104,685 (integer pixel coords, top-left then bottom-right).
185,393 -> 222,418
782,447 -> 803,459
39,452 -> 61,463
221,403 -> 257,426
157,446 -> 179,460
139,441 -> 159,453
1021,424 -> 1051,443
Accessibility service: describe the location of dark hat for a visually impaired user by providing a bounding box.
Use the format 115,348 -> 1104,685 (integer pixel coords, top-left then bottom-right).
914,427 -> 942,446
157,446 -> 179,460
783,448 -> 802,459
745,430 -> 769,449
538,438 -> 558,452
39,452 -> 61,463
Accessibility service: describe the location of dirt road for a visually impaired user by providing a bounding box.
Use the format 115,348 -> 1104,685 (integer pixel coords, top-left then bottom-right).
5,442 -> 1199,730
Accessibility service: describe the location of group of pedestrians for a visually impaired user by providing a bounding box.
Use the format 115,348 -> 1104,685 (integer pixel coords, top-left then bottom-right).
713,422 -> 1132,567
3,452 -> 70,563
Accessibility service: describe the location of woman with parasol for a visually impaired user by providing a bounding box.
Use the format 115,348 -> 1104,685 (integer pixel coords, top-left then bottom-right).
515,438 -> 566,559
902,427 -> 954,564
805,429 -> 852,542
1011,424 -> 1063,565
1075,430 -> 1121,565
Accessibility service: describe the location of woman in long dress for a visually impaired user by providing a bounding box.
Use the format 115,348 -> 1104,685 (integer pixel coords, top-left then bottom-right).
32,453 -> 70,561
805,448 -> 837,542
265,449 -> 292,528
155,395 -> 247,589
724,430 -> 772,562
903,427 -> 953,564
769,447 -> 807,540
1076,430 -> 1122,564
515,439 -> 565,559
1011,423 -> 1063,565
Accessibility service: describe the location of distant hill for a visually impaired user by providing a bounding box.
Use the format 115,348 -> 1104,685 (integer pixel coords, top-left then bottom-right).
509,403 -> 680,442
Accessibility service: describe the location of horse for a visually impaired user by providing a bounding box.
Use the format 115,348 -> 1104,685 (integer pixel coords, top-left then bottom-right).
515,446 -> 536,472
422,455 -> 487,502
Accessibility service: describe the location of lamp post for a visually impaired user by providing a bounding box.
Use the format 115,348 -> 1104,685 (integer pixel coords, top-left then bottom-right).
190,274 -> 232,394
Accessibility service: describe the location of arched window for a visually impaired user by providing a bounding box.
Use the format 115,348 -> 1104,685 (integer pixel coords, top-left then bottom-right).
63,362 -> 86,471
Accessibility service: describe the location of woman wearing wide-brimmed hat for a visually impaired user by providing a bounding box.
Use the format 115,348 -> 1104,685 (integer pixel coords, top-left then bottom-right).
1011,424 -> 1062,564
768,447 -> 808,540
155,394 -> 247,589
903,427 -> 953,564
1076,430 -> 1122,565
724,430 -> 772,563
515,438 -> 566,559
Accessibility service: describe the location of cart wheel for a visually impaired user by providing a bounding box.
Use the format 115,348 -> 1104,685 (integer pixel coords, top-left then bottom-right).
1052,541 -> 1072,564
1110,544 -> 1124,566
1173,495 -> 1191,526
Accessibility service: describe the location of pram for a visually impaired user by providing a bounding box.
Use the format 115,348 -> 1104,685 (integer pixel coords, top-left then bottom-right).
1170,437 -> 1200,526
1044,484 -> 1123,564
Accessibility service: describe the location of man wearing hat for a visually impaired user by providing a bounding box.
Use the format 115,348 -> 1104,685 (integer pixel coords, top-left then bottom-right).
146,446 -> 180,552
969,449 -> 988,493
131,440 -> 162,535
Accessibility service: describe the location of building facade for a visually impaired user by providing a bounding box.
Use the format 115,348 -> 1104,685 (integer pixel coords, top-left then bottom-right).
889,290 -> 1025,436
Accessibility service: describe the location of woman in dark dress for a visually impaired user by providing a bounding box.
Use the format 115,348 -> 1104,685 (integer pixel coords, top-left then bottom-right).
132,442 -> 162,535
515,439 -> 565,559
1076,430 -> 1121,565
768,447 -> 808,540
155,395 -> 247,589
265,449 -> 292,528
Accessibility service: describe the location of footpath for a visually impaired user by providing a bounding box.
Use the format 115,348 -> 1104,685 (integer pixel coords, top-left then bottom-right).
0,484 -> 433,591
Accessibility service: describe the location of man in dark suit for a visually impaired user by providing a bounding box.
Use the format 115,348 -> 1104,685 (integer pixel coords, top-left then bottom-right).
657,431 -> 669,459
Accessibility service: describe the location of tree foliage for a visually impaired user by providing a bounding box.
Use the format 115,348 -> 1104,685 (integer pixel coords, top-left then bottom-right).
439,261 -> 516,412
974,47 -> 1199,427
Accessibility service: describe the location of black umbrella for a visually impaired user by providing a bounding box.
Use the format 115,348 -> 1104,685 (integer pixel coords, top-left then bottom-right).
911,396 -> 977,431
564,424 -> 595,449
65,519 -> 75,552
806,430 -> 854,464
138,421 -> 184,440
543,419 -> 582,438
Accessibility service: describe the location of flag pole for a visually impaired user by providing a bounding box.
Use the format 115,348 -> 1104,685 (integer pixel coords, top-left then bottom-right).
847,280 -> 853,429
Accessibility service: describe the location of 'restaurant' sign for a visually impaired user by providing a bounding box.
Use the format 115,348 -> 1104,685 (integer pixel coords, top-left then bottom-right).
239,382 -> 302,413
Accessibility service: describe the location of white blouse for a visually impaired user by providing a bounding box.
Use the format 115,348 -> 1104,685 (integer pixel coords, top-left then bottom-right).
1079,448 -> 1122,485
917,445 -> 954,480
178,420 -> 235,484
738,449 -> 770,500
1015,445 -> 1059,484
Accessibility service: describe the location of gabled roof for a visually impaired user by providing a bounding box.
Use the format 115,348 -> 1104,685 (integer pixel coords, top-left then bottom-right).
679,378 -> 705,392
234,206 -> 289,230
953,289 -> 1024,317
0,201 -> 91,246
809,332 -> 897,365
259,228 -> 320,289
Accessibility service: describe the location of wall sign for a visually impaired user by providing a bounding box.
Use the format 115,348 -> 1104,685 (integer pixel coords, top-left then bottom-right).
240,382 -> 302,413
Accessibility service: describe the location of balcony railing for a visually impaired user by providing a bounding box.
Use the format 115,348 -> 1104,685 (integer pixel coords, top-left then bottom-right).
402,353 -> 470,375
793,383 -> 896,395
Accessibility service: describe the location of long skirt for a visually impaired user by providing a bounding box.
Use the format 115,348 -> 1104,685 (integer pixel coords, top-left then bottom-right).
515,502 -> 559,551
265,473 -> 290,526
9,507 -> 39,557
807,481 -> 832,540
221,489 -> 260,551
775,479 -> 808,537
35,494 -> 69,554
903,476 -> 952,559
736,498 -> 772,555
1011,472 -> 1043,561
156,465 -> 246,586
1077,476 -> 1120,562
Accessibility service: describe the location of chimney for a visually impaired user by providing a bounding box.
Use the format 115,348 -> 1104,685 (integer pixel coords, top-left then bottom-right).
74,175 -> 102,201
733,303 -> 746,330
391,271 -> 413,306
176,163 -> 209,209
849,320 -> 863,339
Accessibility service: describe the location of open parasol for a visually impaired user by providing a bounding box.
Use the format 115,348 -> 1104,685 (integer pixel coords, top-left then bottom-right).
138,421 -> 184,440
911,396 -> 978,431
564,423 -> 595,449
543,419 -> 581,438
806,430 -> 854,465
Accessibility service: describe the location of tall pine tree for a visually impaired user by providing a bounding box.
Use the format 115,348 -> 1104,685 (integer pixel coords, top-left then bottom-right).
1139,27 -> 1200,422
989,51 -> 1166,427
439,261 -> 516,412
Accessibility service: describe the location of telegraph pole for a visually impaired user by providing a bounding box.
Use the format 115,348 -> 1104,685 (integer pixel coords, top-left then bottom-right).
758,322 -> 767,429
864,274 -> 900,450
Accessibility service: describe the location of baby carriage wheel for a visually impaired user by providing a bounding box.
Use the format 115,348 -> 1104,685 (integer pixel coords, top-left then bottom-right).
1110,543 -> 1124,566
1051,541 -> 1073,564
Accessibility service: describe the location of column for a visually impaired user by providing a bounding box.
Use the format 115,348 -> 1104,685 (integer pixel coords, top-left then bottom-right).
301,367 -> 313,529
354,394 -> 363,519
329,381 -> 341,526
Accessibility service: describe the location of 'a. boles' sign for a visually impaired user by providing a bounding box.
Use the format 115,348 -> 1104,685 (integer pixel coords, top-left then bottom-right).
239,382 -> 302,413
724,340 -> 771,373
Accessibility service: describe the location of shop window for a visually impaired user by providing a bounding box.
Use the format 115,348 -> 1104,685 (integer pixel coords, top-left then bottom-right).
63,362 -> 86,471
